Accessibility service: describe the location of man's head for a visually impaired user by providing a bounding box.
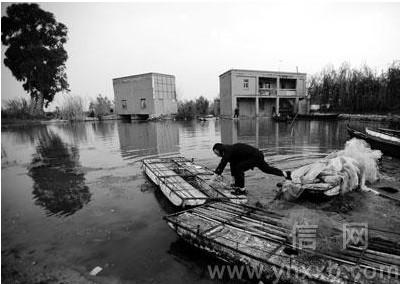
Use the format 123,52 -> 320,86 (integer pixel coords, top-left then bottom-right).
213,143 -> 224,157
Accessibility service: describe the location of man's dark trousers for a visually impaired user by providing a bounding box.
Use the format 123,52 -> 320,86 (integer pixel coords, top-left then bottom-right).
230,153 -> 283,188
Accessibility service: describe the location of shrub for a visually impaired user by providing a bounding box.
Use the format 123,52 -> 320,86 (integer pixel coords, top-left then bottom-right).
90,94 -> 112,119
175,96 -> 218,120
1,97 -> 32,119
60,95 -> 85,121
195,96 -> 209,115
176,100 -> 196,120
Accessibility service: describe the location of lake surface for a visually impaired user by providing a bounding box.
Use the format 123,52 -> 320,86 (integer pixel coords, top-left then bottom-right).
2,118 -> 400,283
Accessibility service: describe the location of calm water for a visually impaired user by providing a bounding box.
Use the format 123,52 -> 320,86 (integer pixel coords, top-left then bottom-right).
2,118 -> 400,283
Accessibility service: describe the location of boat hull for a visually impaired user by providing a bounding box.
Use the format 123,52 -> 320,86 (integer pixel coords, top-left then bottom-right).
366,128 -> 400,143
347,125 -> 400,158
164,202 -> 400,283
143,159 -> 208,207
144,164 -> 205,207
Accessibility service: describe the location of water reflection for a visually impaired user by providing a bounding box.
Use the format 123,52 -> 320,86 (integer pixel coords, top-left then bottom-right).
221,118 -> 347,156
2,118 -> 400,284
220,119 -> 238,145
52,123 -> 90,145
117,121 -> 179,160
167,238 -> 222,279
28,128 -> 91,217
1,125 -> 43,146
91,121 -> 116,138
152,184 -> 179,214
221,118 -> 281,148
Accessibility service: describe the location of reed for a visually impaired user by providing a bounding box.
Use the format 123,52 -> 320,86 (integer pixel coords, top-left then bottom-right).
308,61 -> 400,113
60,95 -> 85,121
1,97 -> 32,119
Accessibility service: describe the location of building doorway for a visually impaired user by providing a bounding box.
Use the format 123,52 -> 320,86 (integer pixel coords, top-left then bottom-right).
259,98 -> 275,117
237,98 -> 256,117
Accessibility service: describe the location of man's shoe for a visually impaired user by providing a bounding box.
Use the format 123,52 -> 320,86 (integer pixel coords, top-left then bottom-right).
230,187 -> 247,196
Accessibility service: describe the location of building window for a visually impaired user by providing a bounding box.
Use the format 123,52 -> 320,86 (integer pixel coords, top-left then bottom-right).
243,79 -> 249,89
121,100 -> 127,109
140,98 -> 146,109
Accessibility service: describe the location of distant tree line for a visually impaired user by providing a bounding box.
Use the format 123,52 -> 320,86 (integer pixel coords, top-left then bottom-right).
308,62 -> 400,113
2,94 -> 114,121
176,96 -> 220,120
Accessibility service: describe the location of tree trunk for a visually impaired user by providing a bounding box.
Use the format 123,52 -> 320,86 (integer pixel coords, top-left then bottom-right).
29,95 -> 37,115
36,92 -> 44,115
30,92 -> 45,116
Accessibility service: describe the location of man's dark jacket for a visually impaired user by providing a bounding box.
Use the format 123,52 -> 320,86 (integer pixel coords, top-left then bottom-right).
214,143 -> 264,175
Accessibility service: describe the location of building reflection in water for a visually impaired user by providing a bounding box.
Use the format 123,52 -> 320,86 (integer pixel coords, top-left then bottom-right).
221,118 -> 274,148
91,121 -> 116,138
117,121 -> 179,160
221,118 -> 345,156
28,127 -> 91,217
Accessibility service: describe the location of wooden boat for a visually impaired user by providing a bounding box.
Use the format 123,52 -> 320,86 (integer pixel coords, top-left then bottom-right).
165,201 -> 400,283
347,125 -> 400,158
377,127 -> 400,137
198,115 -> 215,121
366,127 -> 400,143
297,113 -> 339,120
142,157 -> 247,207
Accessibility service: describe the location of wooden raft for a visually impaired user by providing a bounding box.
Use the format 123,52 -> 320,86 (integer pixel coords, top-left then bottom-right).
143,157 -> 247,207
164,201 -> 400,283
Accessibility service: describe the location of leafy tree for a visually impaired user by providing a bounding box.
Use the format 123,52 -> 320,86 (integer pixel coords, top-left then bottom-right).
209,98 -> 220,116
1,3 -> 69,115
195,96 -> 209,115
92,94 -> 112,119
176,96 -> 213,120
176,100 -> 195,120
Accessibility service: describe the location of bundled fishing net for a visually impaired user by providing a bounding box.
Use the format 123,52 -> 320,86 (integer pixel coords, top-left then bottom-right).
278,138 -> 382,201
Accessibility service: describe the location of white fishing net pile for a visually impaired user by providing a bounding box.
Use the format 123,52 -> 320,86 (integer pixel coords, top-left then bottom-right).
279,138 -> 382,201
325,138 -> 382,186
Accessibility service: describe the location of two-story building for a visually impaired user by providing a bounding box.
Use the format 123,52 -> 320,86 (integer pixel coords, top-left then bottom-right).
219,69 -> 308,117
113,73 -> 178,119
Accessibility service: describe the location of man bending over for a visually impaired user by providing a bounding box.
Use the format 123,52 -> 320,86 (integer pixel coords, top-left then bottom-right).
213,143 -> 291,195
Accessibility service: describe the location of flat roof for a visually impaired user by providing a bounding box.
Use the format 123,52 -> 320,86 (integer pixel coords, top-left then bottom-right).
113,72 -> 175,81
219,69 -> 307,77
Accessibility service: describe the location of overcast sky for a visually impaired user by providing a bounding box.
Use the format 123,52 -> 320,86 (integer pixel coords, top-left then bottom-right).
1,2 -> 400,109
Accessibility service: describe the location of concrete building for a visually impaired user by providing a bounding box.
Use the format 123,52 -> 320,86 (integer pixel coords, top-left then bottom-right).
113,73 -> 177,119
219,69 -> 308,117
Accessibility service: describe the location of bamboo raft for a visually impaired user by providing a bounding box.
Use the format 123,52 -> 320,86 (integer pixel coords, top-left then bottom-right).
165,201 -> 400,283
142,157 -> 247,207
